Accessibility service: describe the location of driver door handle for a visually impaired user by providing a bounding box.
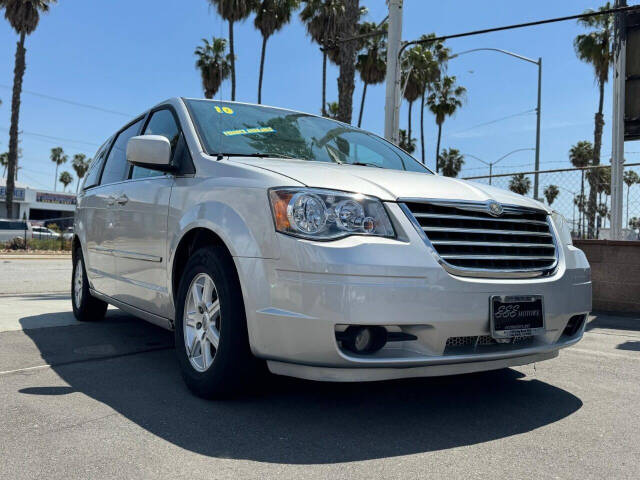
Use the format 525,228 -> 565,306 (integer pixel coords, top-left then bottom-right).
115,194 -> 129,206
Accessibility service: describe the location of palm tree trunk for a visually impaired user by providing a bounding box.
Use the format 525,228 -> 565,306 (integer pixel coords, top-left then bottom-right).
580,170 -> 585,238
420,91 -> 425,164
336,0 -> 359,124
229,20 -> 236,101
435,123 -> 443,172
627,185 -> 630,228
6,32 -> 26,219
257,35 -> 268,104
357,82 -> 367,128
588,80 -> 606,237
322,50 -> 327,116
407,101 -> 413,144
54,164 -> 58,192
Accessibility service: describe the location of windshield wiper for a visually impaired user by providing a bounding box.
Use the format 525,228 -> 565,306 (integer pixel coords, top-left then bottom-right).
219,152 -> 299,160
349,162 -> 383,168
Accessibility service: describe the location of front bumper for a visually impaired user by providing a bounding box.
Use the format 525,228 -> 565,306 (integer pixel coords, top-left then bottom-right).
234,203 -> 591,381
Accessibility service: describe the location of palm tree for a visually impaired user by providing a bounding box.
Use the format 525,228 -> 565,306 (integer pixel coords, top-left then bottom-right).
427,75 -> 466,172
569,140 -> 593,238
355,21 -> 386,128
254,0 -> 299,104
401,45 -> 427,149
574,194 -> 587,238
624,170 -> 640,227
597,202 -> 609,229
418,34 -> 448,165
438,148 -> 464,177
50,147 -> 67,192
398,128 -> 416,154
300,0 -> 344,117
325,101 -> 340,120
543,184 -> 560,206
509,173 -> 531,196
71,153 -> 89,193
195,37 -> 232,99
0,0 -> 57,217
334,0 -> 361,123
0,152 -> 7,178
574,3 -> 613,237
58,170 -> 72,192
208,0 -> 257,101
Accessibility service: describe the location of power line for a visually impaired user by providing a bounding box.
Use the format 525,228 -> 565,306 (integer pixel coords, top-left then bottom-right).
449,109 -> 536,136
460,152 -> 640,173
0,85 -> 134,118
399,4 -> 640,54
0,126 -> 100,149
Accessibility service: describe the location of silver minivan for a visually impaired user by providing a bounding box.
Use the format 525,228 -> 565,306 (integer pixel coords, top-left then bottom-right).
72,98 -> 591,398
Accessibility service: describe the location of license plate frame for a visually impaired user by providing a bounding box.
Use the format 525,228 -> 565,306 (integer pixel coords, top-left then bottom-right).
490,295 -> 545,339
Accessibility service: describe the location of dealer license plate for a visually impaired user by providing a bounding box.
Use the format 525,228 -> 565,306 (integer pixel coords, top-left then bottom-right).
490,295 -> 545,339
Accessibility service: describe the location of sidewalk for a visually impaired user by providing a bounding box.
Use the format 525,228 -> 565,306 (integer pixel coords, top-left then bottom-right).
0,253 -> 71,259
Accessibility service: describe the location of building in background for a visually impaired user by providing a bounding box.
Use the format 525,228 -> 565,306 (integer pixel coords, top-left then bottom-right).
0,178 -> 76,220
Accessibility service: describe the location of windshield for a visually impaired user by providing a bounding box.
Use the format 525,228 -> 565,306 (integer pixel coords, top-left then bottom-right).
185,99 -> 432,173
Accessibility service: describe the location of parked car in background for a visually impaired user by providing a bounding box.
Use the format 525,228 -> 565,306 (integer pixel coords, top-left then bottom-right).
31,225 -> 60,240
0,219 -> 31,242
71,98 -> 592,399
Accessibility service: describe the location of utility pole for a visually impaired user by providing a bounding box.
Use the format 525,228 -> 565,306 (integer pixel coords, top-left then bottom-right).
533,57 -> 542,200
384,0 -> 403,145
611,0 -> 627,240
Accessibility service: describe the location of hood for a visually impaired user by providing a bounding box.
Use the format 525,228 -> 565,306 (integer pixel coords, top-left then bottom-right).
230,157 -> 549,212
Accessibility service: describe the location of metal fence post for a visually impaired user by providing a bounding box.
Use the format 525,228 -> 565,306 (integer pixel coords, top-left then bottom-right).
611,0 -> 627,239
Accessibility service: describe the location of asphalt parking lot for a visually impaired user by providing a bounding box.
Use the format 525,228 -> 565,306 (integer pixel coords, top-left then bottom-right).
1,258 -> 639,479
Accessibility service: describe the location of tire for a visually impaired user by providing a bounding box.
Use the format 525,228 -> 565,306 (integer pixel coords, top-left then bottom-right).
174,245 -> 259,399
71,247 -> 108,322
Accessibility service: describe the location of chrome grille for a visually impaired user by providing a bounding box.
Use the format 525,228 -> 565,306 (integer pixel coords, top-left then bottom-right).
402,200 -> 558,278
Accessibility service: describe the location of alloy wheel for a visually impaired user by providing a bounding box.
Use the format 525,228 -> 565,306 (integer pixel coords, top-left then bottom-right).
183,273 -> 221,372
74,258 -> 83,308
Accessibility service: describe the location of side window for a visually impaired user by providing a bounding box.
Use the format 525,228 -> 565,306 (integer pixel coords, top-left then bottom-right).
131,109 -> 180,180
100,118 -> 144,185
82,138 -> 111,190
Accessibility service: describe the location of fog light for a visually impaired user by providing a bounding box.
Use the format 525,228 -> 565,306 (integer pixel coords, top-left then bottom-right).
563,314 -> 586,337
338,326 -> 387,354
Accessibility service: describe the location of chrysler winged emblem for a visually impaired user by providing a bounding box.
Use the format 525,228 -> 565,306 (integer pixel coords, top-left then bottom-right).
487,200 -> 503,217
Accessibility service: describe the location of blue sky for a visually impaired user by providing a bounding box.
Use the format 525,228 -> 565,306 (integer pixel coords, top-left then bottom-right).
0,0 -> 636,193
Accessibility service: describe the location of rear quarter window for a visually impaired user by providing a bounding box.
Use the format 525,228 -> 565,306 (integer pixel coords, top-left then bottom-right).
83,138 -> 112,190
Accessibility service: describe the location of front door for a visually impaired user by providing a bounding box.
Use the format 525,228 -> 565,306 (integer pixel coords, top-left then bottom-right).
111,176 -> 173,316
110,108 -> 183,317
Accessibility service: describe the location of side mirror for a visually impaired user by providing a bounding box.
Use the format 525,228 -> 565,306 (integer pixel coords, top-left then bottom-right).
126,135 -> 174,171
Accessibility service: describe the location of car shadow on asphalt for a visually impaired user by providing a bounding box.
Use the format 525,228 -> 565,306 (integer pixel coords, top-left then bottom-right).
586,313 -> 640,332
17,310 -> 583,465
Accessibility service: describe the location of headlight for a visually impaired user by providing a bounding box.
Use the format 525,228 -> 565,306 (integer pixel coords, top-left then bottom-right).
269,188 -> 395,240
551,211 -> 573,245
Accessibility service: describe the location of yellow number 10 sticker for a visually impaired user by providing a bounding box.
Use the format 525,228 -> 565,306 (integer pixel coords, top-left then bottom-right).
214,106 -> 234,115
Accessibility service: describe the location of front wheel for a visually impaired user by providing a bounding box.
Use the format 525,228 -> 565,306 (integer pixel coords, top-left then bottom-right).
71,248 -> 107,322
174,246 -> 259,398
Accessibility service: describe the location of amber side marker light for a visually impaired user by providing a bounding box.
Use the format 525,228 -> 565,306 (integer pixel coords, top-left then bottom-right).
269,190 -> 293,231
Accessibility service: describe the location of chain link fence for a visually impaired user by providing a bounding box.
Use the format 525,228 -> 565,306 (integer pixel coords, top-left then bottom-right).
463,163 -> 640,240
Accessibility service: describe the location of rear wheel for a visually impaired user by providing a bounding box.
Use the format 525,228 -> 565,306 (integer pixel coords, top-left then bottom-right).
71,248 -> 107,322
174,245 -> 259,398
